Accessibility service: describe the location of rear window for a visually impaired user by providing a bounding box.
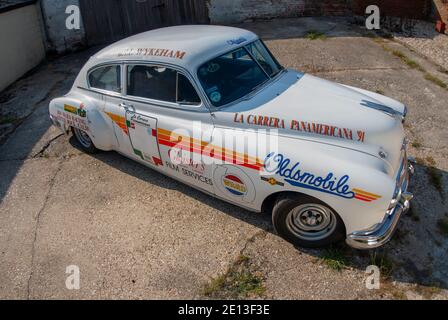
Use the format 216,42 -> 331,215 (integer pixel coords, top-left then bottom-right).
88,65 -> 121,93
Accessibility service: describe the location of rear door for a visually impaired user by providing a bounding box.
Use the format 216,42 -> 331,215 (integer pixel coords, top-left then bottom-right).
86,63 -> 124,150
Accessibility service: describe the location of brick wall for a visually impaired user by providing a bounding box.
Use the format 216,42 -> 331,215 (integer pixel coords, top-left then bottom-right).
208,0 -> 352,23
352,0 -> 431,20
303,0 -> 351,16
208,0 -> 432,23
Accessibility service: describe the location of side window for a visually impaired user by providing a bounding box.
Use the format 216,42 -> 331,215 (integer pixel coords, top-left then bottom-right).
127,65 -> 201,105
177,73 -> 201,105
127,65 -> 176,102
88,65 -> 121,93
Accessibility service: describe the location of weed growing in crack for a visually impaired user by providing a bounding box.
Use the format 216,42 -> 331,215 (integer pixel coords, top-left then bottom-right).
202,255 -> 265,299
369,251 -> 395,279
320,246 -> 348,271
424,73 -> 447,89
305,30 -> 327,40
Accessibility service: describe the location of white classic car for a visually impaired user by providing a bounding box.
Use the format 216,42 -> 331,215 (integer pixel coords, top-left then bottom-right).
49,25 -> 414,249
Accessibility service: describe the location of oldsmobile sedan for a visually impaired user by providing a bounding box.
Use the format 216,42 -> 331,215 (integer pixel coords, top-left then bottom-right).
49,25 -> 414,249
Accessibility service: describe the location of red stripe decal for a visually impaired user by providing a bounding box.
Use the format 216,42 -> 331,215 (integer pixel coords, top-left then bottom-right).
225,175 -> 242,183
158,137 -> 263,172
354,195 -> 372,202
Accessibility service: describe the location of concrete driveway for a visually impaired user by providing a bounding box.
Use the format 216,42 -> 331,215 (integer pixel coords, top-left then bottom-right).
1,17 -> 447,300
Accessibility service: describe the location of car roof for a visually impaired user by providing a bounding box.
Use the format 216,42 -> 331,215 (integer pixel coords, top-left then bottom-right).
91,25 -> 258,70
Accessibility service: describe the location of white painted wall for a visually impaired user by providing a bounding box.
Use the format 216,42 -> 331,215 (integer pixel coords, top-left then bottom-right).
40,0 -> 85,53
208,0 -> 307,24
0,4 -> 46,92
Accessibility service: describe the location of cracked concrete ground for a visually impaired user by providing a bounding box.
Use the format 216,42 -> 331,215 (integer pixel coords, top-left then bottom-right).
0,17 -> 447,300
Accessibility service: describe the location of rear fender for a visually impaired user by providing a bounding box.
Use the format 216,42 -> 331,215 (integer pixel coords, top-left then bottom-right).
49,94 -> 115,151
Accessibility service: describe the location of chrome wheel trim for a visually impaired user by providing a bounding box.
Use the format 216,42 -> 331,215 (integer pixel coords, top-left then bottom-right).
73,128 -> 92,148
286,204 -> 337,241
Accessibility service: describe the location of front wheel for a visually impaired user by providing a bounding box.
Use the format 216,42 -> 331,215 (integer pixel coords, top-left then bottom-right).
272,194 -> 346,248
72,127 -> 98,154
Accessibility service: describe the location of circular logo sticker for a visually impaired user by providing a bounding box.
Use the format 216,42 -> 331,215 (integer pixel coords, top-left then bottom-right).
210,91 -> 222,103
213,165 -> 256,204
222,175 -> 247,196
207,63 -> 220,73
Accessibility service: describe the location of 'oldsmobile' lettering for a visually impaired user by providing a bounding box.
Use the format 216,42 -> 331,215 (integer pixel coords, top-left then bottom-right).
264,152 -> 355,199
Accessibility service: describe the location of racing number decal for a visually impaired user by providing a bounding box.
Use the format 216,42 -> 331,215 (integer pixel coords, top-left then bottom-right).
125,111 -> 163,166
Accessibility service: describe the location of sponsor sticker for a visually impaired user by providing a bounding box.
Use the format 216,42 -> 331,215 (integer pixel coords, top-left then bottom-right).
56,104 -> 89,132
213,165 -> 256,203
64,104 -> 86,118
227,37 -> 247,45
223,174 -> 247,196
261,176 -> 284,187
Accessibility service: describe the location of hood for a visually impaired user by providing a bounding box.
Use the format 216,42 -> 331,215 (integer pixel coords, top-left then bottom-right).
216,71 -> 406,172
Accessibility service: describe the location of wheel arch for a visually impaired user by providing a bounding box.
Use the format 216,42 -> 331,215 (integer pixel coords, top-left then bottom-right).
261,191 -> 345,229
261,191 -> 310,214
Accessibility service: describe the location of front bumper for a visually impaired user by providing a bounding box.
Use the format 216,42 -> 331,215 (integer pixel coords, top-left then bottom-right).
346,156 -> 415,250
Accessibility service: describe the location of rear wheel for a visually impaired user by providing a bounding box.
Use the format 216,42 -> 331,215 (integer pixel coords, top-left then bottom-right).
272,194 -> 345,248
72,127 -> 98,154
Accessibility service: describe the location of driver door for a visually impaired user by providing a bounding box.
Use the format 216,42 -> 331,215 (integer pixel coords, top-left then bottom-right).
124,63 -> 216,194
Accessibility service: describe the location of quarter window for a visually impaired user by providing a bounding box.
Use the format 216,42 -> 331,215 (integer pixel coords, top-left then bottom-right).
177,73 -> 201,105
88,65 -> 121,93
127,65 -> 201,105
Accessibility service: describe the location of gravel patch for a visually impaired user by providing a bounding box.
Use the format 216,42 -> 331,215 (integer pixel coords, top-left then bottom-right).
392,20 -> 448,71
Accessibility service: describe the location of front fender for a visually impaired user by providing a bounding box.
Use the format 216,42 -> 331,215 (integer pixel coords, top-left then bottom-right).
263,136 -> 395,235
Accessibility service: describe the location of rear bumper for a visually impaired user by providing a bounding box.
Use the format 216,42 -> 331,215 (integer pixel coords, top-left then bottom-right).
346,157 -> 414,250
49,113 -> 69,134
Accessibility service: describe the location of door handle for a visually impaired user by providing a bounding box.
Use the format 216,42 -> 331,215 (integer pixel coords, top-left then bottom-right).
119,102 -> 135,112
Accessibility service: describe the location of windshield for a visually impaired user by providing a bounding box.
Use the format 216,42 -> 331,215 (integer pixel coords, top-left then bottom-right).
197,40 -> 283,107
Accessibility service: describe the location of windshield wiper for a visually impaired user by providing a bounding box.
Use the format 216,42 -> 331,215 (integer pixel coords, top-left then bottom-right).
241,68 -> 286,102
241,79 -> 270,101
272,67 -> 285,78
